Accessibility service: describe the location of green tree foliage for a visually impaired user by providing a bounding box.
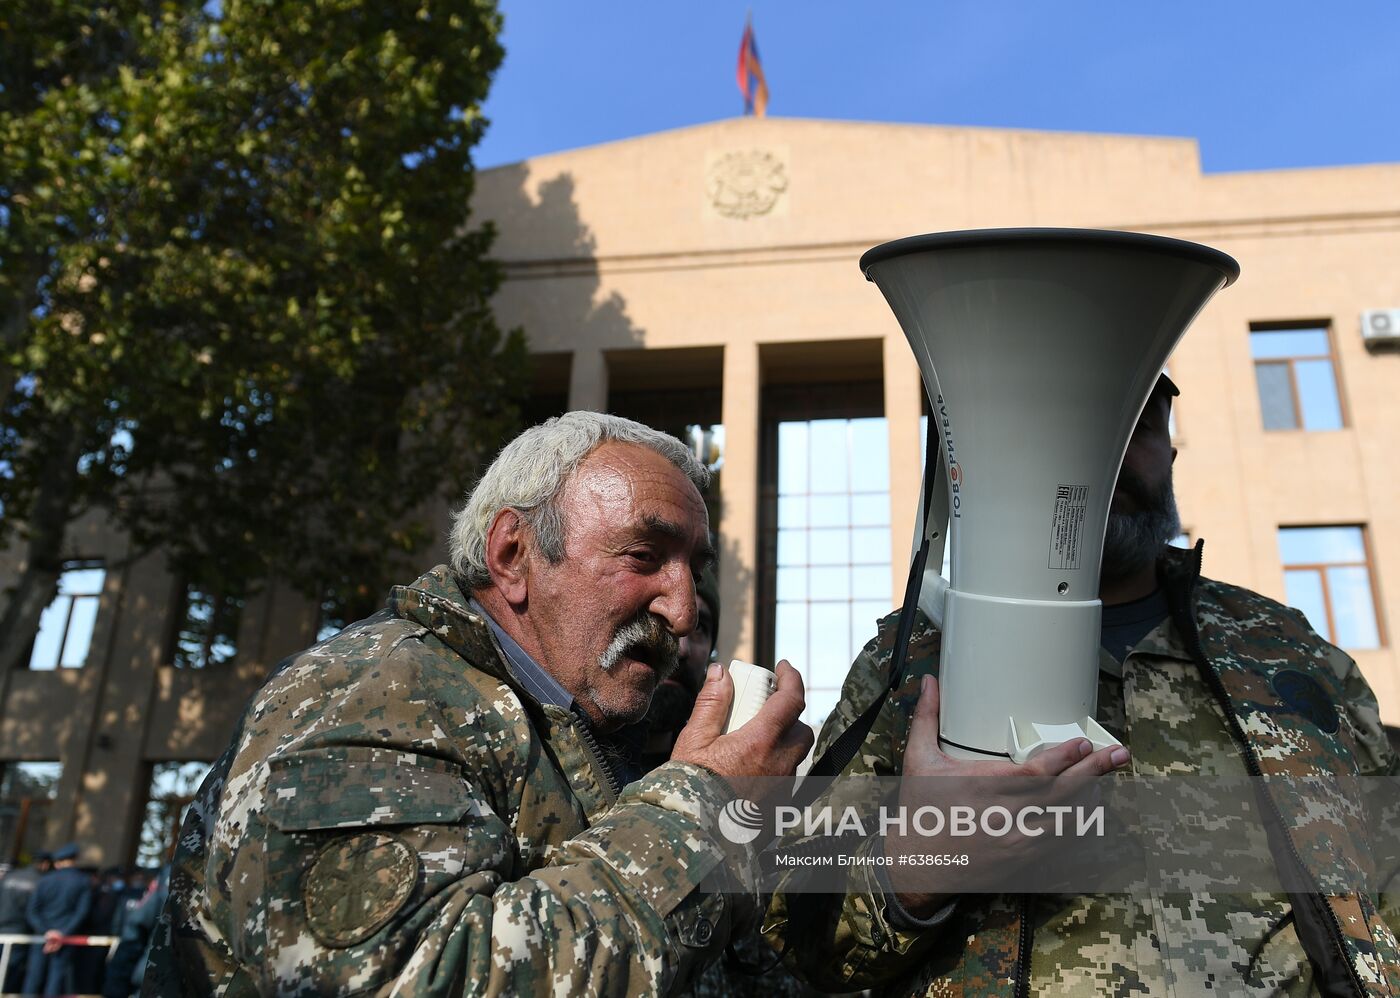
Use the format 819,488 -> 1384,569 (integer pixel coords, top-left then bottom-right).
0,0 -> 525,667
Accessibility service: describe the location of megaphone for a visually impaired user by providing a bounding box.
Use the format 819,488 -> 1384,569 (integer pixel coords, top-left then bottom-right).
862,228 -> 1238,762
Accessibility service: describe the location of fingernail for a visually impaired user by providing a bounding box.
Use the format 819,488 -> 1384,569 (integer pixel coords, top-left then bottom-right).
1111,748 -> 1130,767
1078,740 -> 1091,759
921,675 -> 933,696
708,663 -> 721,681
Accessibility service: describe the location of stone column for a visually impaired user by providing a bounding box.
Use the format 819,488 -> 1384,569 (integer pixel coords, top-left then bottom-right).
884,333 -> 925,598
567,348 -> 609,412
718,343 -> 760,665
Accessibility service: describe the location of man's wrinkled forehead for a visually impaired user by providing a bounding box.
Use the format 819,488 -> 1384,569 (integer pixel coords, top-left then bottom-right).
568,442 -> 709,542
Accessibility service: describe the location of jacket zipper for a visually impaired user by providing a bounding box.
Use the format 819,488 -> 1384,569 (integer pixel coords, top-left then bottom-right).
572,707 -> 621,807
1014,896 -> 1032,998
1170,544 -> 1364,998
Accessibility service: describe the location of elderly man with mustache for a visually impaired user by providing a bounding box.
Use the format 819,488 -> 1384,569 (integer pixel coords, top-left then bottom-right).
145,412 -> 813,997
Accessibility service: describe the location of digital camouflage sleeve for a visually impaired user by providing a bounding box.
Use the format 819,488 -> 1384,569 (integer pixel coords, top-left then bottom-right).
144,566 -> 758,997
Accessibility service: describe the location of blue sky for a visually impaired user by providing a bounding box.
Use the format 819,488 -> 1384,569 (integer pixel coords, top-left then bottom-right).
475,1 -> 1400,174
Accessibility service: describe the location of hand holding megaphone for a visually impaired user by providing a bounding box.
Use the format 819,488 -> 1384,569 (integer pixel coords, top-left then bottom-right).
671,659 -> 814,802
885,674 -> 1130,917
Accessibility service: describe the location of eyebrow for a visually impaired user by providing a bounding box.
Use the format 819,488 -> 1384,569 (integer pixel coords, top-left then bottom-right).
641,514 -> 716,568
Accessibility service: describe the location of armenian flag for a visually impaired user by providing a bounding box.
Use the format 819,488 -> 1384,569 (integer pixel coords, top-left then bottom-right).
736,15 -> 768,117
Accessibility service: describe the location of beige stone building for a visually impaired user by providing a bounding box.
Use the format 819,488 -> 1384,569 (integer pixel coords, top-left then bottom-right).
4,116 -> 1399,864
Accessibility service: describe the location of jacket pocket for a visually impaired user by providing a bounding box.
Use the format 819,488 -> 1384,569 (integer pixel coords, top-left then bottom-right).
264,746 -> 489,832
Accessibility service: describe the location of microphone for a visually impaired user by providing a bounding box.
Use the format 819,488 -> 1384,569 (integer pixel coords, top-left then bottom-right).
722,660 -> 778,734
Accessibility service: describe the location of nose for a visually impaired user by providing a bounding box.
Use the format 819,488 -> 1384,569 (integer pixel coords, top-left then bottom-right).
651,561 -> 698,637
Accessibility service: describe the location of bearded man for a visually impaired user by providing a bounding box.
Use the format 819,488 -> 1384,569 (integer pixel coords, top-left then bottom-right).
766,374 -> 1400,995
146,411 -> 813,997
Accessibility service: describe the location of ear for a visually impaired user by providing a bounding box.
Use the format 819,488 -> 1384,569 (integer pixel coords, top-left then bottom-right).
484,508 -> 531,608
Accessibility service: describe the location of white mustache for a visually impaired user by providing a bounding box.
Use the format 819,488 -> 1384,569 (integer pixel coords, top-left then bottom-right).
598,615 -> 679,678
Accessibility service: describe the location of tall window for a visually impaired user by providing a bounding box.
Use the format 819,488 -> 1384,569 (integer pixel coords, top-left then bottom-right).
1278,526 -> 1383,649
172,582 -> 244,668
28,560 -> 105,670
767,416 -> 892,725
0,762 -> 61,864
136,761 -> 211,865
1250,324 -> 1344,431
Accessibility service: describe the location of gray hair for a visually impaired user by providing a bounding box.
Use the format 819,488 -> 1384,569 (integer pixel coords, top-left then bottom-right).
450,411 -> 710,589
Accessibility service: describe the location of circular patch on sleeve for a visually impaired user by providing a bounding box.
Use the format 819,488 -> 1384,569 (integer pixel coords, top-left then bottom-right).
1271,670 -> 1340,735
303,833 -> 419,948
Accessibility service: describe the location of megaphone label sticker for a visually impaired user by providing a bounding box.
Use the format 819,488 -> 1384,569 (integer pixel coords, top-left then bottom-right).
936,395 -> 963,519
1048,484 -> 1089,571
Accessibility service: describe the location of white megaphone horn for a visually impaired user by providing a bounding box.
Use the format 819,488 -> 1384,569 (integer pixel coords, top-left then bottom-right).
863,228 -> 1238,762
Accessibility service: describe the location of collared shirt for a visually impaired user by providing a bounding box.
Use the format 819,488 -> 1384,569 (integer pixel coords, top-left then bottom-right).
467,598 -> 646,788
468,598 -> 574,709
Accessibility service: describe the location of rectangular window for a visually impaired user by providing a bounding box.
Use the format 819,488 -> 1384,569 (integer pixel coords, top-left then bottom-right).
1250,324 -> 1345,431
0,762 -> 62,865
172,582 -> 244,668
1278,526 -> 1384,649
767,415 -> 892,726
28,560 -> 105,670
136,761 -> 211,865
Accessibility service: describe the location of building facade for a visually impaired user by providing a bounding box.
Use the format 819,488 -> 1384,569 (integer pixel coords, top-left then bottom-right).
4,117 -> 1399,863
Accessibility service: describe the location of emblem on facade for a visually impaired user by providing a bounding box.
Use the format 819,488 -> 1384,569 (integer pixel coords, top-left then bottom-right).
707,150 -> 789,219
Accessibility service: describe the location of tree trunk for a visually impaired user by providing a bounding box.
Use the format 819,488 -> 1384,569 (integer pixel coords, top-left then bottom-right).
0,423 -> 83,674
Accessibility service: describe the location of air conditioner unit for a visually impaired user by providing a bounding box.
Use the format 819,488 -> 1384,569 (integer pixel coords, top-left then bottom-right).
1361,309 -> 1400,347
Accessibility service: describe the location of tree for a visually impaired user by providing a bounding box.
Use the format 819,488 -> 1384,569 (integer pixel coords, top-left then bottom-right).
0,0 -> 526,670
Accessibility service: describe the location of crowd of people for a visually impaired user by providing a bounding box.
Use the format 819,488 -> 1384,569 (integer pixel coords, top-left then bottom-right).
0,846 -> 168,996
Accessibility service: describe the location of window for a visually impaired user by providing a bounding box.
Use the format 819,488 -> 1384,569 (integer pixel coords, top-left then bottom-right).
28,560 -> 105,670
1250,325 -> 1344,431
0,762 -> 61,864
172,582 -> 244,668
136,761 -> 210,865
1278,526 -> 1383,649
768,416 -> 892,726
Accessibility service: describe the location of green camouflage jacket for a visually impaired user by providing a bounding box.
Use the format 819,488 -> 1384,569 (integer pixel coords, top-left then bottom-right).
143,566 -> 756,997
766,544 -> 1400,996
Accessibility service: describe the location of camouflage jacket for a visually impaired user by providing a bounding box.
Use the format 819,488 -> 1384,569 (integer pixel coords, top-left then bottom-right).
766,544 -> 1400,996
143,566 -> 757,997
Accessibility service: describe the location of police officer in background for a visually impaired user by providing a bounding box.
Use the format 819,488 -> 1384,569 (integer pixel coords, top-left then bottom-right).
24,842 -> 92,995
0,850 -> 49,990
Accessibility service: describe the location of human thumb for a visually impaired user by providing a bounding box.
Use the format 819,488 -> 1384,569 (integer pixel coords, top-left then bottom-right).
684,662 -> 733,743
904,674 -> 949,772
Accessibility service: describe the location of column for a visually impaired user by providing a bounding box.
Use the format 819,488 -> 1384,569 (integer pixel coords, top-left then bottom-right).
567,348 -> 609,412
718,343 -> 760,665
884,333 -> 925,597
